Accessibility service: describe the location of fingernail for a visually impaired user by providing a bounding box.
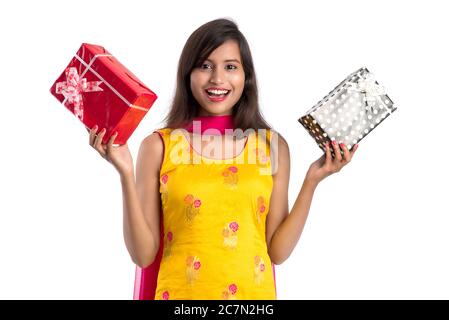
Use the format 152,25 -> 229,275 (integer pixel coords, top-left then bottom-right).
93,125 -> 98,130
339,143 -> 345,148
331,140 -> 336,145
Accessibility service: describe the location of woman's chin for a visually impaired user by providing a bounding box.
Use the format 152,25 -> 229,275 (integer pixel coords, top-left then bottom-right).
199,104 -> 233,116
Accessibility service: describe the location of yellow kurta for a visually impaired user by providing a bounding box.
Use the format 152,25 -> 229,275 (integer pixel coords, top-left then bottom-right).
154,128 -> 276,300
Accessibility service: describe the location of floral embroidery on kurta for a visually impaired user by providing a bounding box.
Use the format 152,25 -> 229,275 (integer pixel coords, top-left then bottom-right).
222,283 -> 238,300
223,221 -> 239,249
184,194 -> 201,224
256,196 -> 267,223
253,148 -> 268,165
163,231 -> 173,258
161,174 -> 169,205
222,166 -> 238,189
254,255 -> 266,285
186,256 -> 201,285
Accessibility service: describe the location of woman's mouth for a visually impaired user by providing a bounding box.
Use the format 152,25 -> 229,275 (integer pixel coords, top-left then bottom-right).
204,88 -> 230,102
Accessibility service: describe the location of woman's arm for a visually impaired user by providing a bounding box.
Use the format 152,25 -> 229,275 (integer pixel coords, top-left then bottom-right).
266,134 -> 357,265
121,133 -> 163,268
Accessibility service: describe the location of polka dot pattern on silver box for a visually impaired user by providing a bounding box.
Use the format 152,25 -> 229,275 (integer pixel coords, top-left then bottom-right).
298,67 -> 396,158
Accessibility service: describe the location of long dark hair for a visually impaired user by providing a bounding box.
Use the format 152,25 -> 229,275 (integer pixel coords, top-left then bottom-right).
162,18 -> 272,132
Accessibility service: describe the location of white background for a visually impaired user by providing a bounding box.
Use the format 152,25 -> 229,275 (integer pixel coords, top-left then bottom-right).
0,0 -> 447,299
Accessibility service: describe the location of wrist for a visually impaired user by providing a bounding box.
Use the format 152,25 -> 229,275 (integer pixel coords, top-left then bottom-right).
120,169 -> 135,182
304,173 -> 320,189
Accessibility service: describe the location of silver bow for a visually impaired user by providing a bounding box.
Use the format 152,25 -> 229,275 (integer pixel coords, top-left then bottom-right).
347,72 -> 385,110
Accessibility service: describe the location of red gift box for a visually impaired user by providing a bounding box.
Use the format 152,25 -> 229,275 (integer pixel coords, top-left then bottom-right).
50,43 -> 158,145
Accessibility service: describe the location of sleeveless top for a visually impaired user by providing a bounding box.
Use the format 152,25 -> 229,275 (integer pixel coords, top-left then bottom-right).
153,127 -> 276,300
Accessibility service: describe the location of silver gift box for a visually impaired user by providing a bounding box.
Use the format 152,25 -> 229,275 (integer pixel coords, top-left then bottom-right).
298,67 -> 396,156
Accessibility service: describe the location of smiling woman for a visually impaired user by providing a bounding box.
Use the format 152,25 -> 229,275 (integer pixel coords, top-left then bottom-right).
85,17 -> 358,301
190,45 -> 245,112
163,18 -> 270,132
132,18 -> 278,300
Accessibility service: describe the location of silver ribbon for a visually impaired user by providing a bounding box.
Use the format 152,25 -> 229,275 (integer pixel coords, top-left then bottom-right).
347,72 -> 386,111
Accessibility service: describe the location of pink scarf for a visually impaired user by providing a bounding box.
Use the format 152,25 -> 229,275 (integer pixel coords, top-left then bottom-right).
183,114 -> 235,134
133,114 -> 277,299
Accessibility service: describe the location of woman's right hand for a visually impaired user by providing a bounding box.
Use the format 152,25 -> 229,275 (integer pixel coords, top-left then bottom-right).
88,125 -> 134,177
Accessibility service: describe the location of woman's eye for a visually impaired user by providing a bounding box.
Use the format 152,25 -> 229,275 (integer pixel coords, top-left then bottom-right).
200,63 -> 237,70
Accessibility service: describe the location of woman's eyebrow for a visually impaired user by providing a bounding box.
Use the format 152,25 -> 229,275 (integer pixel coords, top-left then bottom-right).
205,58 -> 241,64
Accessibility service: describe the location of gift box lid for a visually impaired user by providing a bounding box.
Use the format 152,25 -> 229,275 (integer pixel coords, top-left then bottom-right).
74,43 -> 157,107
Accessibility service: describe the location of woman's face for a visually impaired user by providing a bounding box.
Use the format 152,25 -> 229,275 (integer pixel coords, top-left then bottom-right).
190,40 -> 245,116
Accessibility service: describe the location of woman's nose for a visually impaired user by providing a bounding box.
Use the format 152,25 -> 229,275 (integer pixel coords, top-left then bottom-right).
210,68 -> 225,84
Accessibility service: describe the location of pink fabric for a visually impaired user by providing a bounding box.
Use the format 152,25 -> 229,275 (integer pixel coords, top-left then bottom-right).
133,213 -> 164,300
133,116 -> 277,300
184,114 -> 235,134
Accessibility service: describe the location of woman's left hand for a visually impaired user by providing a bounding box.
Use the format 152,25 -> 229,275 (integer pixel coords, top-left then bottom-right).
305,140 -> 358,185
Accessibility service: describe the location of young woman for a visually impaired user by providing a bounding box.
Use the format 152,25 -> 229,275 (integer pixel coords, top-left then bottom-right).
88,18 -> 358,300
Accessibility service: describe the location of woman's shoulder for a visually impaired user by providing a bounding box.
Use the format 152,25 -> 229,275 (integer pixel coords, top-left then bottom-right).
257,128 -> 289,161
268,129 -> 287,146
136,130 -> 166,173
140,130 -> 165,153
253,128 -> 284,145
140,127 -> 181,153
152,127 -> 172,135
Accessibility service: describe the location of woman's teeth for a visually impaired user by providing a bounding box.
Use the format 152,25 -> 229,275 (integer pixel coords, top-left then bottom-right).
206,89 -> 230,97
